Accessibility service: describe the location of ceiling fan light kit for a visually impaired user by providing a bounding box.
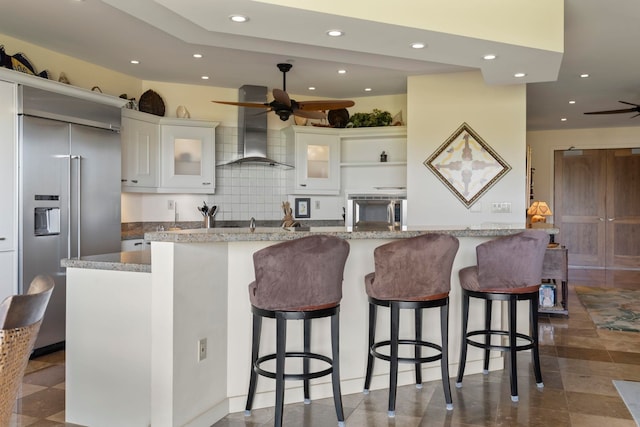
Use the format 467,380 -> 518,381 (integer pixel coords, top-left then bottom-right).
213,63 -> 355,122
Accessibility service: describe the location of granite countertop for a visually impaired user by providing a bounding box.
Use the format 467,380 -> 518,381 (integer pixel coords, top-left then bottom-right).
68,224 -> 558,272
61,250 -> 151,272
144,224 -> 558,243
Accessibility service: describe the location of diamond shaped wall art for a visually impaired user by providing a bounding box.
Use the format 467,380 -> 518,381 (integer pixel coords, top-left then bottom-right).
424,122 -> 511,208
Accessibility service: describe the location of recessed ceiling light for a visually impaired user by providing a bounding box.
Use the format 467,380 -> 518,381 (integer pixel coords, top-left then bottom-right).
337,69 -> 347,74
201,76 -> 209,80
193,54 -> 203,59
561,118 -> 567,121
327,30 -> 343,37
580,73 -> 590,78
364,88 -> 372,92
514,72 -> 527,78
569,100 -> 576,104
130,60 -> 139,64
410,42 -> 426,49
229,15 -> 248,23
308,87 -> 316,91
483,54 -> 497,60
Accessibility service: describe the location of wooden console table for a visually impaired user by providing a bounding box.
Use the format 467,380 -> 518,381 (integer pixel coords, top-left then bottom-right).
539,246 -> 569,316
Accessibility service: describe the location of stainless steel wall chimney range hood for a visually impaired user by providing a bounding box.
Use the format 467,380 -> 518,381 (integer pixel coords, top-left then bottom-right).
218,85 -> 293,169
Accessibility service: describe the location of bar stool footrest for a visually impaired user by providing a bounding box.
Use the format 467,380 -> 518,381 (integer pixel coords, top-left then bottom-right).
255,352 -> 333,381
465,329 -> 534,352
371,339 -> 443,365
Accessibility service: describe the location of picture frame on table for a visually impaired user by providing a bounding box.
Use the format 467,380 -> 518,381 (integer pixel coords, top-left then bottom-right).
295,198 -> 311,218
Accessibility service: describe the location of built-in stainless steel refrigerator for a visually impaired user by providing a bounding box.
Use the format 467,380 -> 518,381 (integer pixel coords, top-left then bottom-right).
18,85 -> 122,353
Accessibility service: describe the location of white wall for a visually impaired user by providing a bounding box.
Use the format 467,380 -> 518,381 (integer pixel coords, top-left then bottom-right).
527,126 -> 640,223
406,71 -> 527,226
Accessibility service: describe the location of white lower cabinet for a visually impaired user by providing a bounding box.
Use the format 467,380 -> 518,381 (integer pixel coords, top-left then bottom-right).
0,251 -> 16,302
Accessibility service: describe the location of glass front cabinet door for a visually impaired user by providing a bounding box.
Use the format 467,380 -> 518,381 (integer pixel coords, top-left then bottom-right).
160,120 -> 218,193
285,127 -> 340,195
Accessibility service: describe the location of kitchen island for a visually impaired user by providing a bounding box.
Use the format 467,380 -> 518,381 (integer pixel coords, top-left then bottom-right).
63,225 -> 557,427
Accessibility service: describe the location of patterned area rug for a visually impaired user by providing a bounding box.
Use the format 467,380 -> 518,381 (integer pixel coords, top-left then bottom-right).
575,286 -> 640,332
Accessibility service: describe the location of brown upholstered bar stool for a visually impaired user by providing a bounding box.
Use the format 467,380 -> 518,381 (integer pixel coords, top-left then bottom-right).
244,235 -> 350,427
456,230 -> 549,402
363,233 -> 459,417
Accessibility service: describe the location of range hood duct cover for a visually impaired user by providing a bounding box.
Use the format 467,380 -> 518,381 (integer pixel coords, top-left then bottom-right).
218,84 -> 293,169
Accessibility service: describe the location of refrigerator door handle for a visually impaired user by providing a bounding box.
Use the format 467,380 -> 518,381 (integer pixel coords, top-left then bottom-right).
71,155 -> 82,257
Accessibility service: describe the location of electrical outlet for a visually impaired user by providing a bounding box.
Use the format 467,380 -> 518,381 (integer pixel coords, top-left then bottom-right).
491,202 -> 512,213
198,338 -> 207,362
167,200 -> 175,210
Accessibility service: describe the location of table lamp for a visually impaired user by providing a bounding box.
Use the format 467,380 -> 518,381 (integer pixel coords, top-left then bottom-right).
527,201 -> 552,223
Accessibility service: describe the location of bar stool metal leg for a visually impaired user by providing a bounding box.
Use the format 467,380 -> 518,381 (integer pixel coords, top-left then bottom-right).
331,311 -> 345,427
303,318 -> 311,404
440,303 -> 453,410
531,295 -> 544,387
507,297 -> 519,401
414,308 -> 423,387
388,302 -> 400,417
483,299 -> 492,374
363,303 -> 377,393
245,314 -> 262,415
274,315 -> 287,427
456,292 -> 470,387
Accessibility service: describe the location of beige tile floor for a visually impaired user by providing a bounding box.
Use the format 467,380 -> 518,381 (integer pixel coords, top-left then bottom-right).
10,285 -> 640,426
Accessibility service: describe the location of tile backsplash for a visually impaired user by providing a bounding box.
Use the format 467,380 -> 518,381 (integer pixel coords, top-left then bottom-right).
121,126 -> 343,223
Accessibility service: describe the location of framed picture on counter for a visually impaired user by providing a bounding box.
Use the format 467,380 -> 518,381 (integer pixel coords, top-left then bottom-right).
295,198 -> 311,218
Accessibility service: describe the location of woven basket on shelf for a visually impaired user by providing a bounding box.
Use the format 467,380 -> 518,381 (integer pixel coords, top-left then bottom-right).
138,89 -> 165,116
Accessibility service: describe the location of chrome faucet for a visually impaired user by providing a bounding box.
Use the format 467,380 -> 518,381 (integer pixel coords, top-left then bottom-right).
249,217 -> 256,233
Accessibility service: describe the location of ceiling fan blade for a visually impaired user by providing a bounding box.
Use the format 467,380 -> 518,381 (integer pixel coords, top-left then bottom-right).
212,100 -> 269,108
296,100 -> 355,111
618,100 -> 640,107
272,88 -> 291,108
584,108 -> 638,115
293,109 -> 326,120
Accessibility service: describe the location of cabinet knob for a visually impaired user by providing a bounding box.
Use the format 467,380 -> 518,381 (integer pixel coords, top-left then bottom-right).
131,180 -> 138,183
0,237 -> 5,241
121,179 -> 127,182
300,184 -> 307,187
608,218 -> 616,222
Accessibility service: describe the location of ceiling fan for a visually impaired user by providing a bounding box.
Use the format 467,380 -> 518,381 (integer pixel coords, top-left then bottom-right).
584,101 -> 640,118
213,63 -> 355,121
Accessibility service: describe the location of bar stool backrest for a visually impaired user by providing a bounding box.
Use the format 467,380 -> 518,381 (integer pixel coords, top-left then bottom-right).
476,230 -> 549,289
367,233 -> 459,300
249,235 -> 350,311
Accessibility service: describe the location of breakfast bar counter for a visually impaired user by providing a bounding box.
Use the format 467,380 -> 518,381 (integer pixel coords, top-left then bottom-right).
63,225 -> 557,427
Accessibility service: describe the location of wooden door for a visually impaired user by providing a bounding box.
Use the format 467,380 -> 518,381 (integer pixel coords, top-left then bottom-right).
555,148 -> 640,287
606,149 -> 640,269
554,149 -> 606,267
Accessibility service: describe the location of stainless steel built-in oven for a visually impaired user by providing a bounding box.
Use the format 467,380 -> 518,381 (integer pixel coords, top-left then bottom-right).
346,194 -> 407,231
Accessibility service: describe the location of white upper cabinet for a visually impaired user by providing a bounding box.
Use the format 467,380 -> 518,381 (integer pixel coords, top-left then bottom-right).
121,109 -> 160,190
0,80 -> 16,252
160,121 -> 216,193
121,110 -> 218,194
284,126 -> 340,195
